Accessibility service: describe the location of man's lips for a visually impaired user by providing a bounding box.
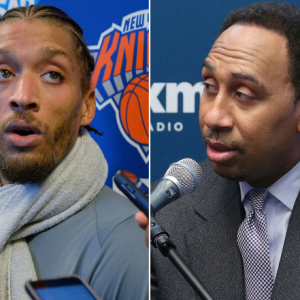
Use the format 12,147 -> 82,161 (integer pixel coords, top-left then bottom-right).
6,121 -> 41,135
205,138 -> 238,163
5,120 -> 43,148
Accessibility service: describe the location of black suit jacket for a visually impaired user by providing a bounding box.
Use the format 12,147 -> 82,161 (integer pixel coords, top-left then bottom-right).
151,160 -> 300,299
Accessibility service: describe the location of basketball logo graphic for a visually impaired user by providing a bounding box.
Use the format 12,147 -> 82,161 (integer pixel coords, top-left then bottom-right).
89,10 -> 149,162
120,74 -> 149,145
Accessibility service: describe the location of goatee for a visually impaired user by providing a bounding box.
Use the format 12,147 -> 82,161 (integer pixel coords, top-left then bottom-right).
0,112 -> 76,185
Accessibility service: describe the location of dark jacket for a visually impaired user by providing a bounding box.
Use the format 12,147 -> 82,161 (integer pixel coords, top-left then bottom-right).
151,159 -> 300,300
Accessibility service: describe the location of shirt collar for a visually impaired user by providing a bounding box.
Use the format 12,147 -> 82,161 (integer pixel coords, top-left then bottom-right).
239,161 -> 300,211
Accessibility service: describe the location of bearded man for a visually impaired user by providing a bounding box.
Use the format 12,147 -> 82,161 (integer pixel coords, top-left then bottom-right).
0,5 -> 148,300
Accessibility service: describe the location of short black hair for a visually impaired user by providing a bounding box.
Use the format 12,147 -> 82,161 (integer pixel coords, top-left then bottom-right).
220,2 -> 300,101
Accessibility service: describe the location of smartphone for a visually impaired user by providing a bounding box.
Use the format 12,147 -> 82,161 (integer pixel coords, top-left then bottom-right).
113,170 -> 149,216
25,275 -> 102,300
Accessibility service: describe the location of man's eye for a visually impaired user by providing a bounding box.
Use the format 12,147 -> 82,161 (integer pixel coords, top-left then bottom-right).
236,91 -> 254,100
0,69 -> 13,79
202,81 -> 217,93
43,71 -> 63,82
204,82 -> 211,90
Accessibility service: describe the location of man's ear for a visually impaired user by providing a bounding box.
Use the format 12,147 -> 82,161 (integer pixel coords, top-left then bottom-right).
81,89 -> 96,126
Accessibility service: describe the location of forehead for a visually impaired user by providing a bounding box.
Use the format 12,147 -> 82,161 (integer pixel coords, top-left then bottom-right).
0,18 -> 77,66
204,24 -> 290,85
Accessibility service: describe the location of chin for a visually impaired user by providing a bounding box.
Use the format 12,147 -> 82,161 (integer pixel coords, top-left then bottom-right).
0,148 -> 56,184
211,162 -> 245,182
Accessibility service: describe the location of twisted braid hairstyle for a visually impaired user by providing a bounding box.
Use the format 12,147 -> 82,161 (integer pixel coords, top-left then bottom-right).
0,5 -> 102,135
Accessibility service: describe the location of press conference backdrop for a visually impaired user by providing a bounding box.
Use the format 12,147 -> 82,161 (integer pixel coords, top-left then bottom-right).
150,0 -> 300,182
0,0 -> 149,188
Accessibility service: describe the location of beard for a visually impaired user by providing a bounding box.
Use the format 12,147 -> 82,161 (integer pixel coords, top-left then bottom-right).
0,112 -> 78,185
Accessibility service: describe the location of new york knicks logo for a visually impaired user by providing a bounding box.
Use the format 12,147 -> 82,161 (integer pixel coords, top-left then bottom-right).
89,10 -> 149,163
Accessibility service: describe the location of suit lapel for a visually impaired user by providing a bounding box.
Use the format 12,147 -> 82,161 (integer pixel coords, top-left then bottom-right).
184,177 -> 246,299
272,192 -> 300,299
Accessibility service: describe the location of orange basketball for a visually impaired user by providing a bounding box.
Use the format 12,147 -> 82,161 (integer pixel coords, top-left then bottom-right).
120,74 -> 149,145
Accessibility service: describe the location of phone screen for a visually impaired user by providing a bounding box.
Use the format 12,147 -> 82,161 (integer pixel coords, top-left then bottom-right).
35,284 -> 96,300
27,277 -> 99,300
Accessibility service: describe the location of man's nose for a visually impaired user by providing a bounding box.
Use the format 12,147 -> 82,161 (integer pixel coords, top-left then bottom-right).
201,91 -> 234,131
9,73 -> 40,112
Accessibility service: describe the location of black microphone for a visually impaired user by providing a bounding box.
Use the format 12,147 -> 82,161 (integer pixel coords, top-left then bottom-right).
151,158 -> 202,216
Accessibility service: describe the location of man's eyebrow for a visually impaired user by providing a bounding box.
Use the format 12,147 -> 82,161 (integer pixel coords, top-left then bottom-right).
0,47 -> 14,57
231,72 -> 260,85
0,46 -> 74,66
202,59 -> 263,87
39,47 -> 74,65
202,60 -> 215,71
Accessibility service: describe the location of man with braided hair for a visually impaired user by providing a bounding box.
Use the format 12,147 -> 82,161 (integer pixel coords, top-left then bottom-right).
0,5 -> 148,300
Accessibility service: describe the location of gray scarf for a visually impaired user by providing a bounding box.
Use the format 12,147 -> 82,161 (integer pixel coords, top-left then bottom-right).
0,128 -> 108,300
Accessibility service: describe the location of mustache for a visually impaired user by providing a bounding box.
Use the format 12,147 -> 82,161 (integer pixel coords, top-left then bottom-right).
0,112 -> 49,134
203,131 -> 246,154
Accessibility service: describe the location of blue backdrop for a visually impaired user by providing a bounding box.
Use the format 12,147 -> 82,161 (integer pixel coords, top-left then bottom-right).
150,0 -> 300,182
0,0 -> 149,189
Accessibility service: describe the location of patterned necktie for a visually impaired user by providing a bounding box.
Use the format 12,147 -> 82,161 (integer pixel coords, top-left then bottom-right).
237,188 -> 273,300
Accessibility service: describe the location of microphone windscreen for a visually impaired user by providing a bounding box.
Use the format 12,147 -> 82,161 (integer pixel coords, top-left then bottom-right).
164,158 -> 202,196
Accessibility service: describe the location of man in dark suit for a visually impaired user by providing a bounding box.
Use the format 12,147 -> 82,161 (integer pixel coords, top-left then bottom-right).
151,2 -> 300,299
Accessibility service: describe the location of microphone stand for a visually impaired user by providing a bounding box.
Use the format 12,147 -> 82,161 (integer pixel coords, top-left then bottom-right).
151,217 -> 215,300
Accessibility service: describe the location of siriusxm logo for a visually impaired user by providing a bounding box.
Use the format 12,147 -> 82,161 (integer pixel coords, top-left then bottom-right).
151,82 -> 204,133
0,0 -> 35,16
151,82 -> 204,113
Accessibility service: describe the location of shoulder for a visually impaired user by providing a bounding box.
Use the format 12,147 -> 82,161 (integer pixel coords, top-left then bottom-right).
86,186 -> 149,300
151,160 -> 242,300
91,185 -> 140,246
29,185 -> 143,255
28,186 -> 148,300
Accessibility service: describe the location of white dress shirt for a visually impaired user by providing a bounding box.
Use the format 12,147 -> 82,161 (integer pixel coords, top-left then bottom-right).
239,161 -> 300,280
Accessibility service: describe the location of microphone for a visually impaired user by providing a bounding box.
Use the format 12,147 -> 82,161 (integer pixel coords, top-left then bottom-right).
150,160 -> 214,300
151,158 -> 202,216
